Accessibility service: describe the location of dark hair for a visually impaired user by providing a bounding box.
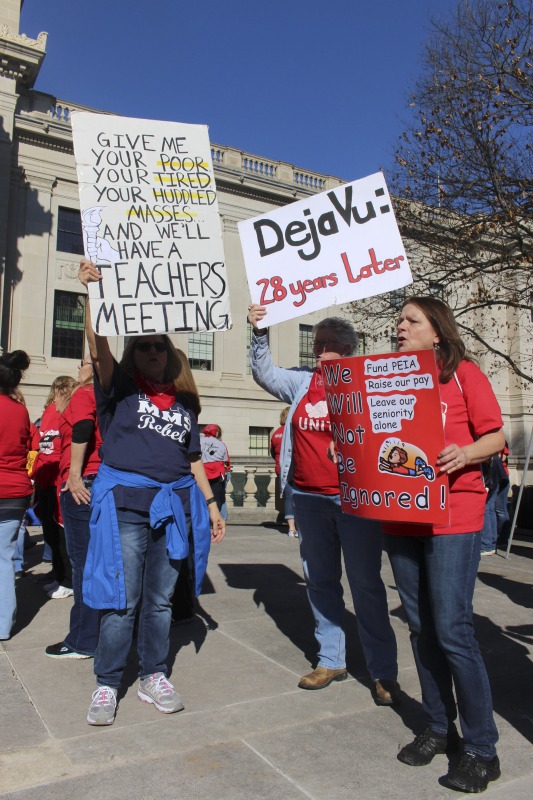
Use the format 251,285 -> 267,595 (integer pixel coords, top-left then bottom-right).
120,334 -> 201,418
402,296 -> 473,383
313,317 -> 358,355
0,350 -> 30,394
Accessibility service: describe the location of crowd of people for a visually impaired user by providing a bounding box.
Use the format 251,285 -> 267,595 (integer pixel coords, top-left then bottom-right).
0,274 -> 509,793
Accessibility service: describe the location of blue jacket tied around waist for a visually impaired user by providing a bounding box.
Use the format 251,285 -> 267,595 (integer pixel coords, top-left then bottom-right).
83,464 -> 211,609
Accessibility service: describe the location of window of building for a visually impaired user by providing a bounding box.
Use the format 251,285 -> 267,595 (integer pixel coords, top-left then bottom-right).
56,207 -> 84,255
428,281 -> 444,298
52,291 -> 85,359
188,332 -> 214,370
299,324 -> 314,367
356,332 -> 366,356
249,426 -> 271,456
389,288 -> 406,310
389,335 -> 399,352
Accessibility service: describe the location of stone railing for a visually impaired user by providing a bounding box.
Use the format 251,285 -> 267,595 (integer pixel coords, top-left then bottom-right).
224,458 -> 280,522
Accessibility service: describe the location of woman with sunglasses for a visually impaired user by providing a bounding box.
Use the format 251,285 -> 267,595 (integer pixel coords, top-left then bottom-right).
78,259 -> 225,726
248,304 -> 398,706
45,358 -> 102,659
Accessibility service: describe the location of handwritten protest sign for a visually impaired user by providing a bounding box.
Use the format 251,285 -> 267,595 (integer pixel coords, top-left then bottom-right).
322,349 -> 449,525
71,112 -> 231,336
238,172 -> 412,327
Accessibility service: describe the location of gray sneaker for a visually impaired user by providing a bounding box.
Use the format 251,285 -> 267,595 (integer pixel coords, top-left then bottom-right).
87,685 -> 117,726
138,672 -> 184,714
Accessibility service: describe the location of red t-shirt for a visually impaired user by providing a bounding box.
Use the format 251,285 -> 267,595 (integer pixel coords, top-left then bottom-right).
58,385 -> 102,483
292,371 -> 338,494
0,395 -> 32,498
270,425 -> 284,475
384,360 -> 503,536
32,404 -> 62,489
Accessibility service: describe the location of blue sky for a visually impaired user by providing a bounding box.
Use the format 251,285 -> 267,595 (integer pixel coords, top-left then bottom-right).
21,0 -> 459,182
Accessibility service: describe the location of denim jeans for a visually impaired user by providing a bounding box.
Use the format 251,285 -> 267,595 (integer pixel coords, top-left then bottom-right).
94,507 -> 181,687
481,491 -> 497,552
0,497 -> 30,639
284,482 -> 295,521
385,531 -> 498,759
12,516 -> 27,573
495,478 -> 510,545
60,487 -> 101,656
293,488 -> 398,680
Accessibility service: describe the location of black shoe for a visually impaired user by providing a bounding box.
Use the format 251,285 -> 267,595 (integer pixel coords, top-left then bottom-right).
398,726 -> 460,766
45,642 -> 92,659
444,752 -> 500,793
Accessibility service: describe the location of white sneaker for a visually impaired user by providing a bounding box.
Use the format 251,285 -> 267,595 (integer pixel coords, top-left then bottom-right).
87,685 -> 117,725
138,673 -> 184,713
47,585 -> 74,599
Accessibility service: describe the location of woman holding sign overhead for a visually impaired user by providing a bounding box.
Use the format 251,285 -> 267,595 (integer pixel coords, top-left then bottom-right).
78,259 -> 225,727
248,303 -> 398,706
385,296 -> 504,794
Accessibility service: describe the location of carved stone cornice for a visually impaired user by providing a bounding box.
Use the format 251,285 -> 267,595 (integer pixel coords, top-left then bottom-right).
0,27 -> 47,88
56,260 -> 81,282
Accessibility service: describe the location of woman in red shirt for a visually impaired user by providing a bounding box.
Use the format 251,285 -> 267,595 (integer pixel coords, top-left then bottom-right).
386,297 -> 504,793
45,358 -> 103,658
0,350 -> 32,640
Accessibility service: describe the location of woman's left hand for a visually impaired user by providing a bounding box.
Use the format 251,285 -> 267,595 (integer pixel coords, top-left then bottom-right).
209,507 -> 226,542
437,443 -> 469,474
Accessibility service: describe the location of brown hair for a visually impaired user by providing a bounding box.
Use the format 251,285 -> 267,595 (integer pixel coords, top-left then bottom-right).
280,406 -> 290,425
402,296 -> 473,383
120,335 -> 201,418
389,446 -> 408,465
44,375 -> 78,408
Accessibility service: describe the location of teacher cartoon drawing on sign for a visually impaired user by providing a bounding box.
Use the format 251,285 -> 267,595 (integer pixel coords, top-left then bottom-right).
384,296 -> 504,794
78,259 -> 225,727
248,303 -> 398,706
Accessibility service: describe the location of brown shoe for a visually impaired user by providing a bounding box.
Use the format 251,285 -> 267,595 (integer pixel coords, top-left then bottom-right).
298,666 -> 348,690
373,679 -> 400,706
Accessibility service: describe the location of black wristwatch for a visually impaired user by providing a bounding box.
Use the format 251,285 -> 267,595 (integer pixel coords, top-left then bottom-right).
206,497 -> 217,506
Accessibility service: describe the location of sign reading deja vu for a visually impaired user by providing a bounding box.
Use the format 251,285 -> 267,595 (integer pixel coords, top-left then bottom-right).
323,349 -> 449,525
71,112 -> 232,336
238,172 -> 412,326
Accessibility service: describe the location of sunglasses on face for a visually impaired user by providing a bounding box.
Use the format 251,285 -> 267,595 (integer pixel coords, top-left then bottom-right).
135,341 -> 166,353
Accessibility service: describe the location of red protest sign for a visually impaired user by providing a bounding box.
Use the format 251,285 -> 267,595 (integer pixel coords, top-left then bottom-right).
322,350 -> 449,524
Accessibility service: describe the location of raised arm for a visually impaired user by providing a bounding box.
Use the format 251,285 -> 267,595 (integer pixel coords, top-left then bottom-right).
79,259 -> 114,393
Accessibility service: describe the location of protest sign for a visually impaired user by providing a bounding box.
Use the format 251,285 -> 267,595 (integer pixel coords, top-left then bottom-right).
238,172 -> 412,327
322,349 -> 449,525
71,112 -> 231,336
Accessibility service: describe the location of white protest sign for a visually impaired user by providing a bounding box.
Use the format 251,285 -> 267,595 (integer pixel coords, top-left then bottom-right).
71,112 -> 232,336
238,172 -> 412,327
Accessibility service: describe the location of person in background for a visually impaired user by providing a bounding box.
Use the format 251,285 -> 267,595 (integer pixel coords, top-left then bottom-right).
200,424 -> 231,515
32,376 -> 77,598
45,358 -> 102,659
495,444 -> 511,549
270,407 -> 297,537
0,350 -> 33,641
79,260 -> 225,727
385,296 -> 504,794
248,304 -> 398,705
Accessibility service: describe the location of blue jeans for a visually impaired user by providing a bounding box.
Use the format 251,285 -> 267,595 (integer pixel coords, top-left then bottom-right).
385,531 -> 498,759
495,478 -> 510,545
60,487 -> 101,656
12,516 -> 27,573
293,488 -> 397,680
284,482 -> 295,521
94,508 -> 182,687
481,491 -> 497,552
0,497 -> 30,639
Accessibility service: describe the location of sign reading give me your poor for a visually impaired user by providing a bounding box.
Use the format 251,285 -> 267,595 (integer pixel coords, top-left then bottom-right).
71,112 -> 232,336
238,172 -> 412,327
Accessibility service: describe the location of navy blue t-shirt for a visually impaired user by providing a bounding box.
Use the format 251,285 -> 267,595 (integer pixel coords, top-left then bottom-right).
94,360 -> 200,513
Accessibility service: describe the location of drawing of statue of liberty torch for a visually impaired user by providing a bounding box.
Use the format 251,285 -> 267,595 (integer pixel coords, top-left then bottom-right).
82,206 -> 118,264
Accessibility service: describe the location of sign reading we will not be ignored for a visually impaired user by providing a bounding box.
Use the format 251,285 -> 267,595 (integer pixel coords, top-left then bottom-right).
71,112 -> 232,337
238,172 -> 412,327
